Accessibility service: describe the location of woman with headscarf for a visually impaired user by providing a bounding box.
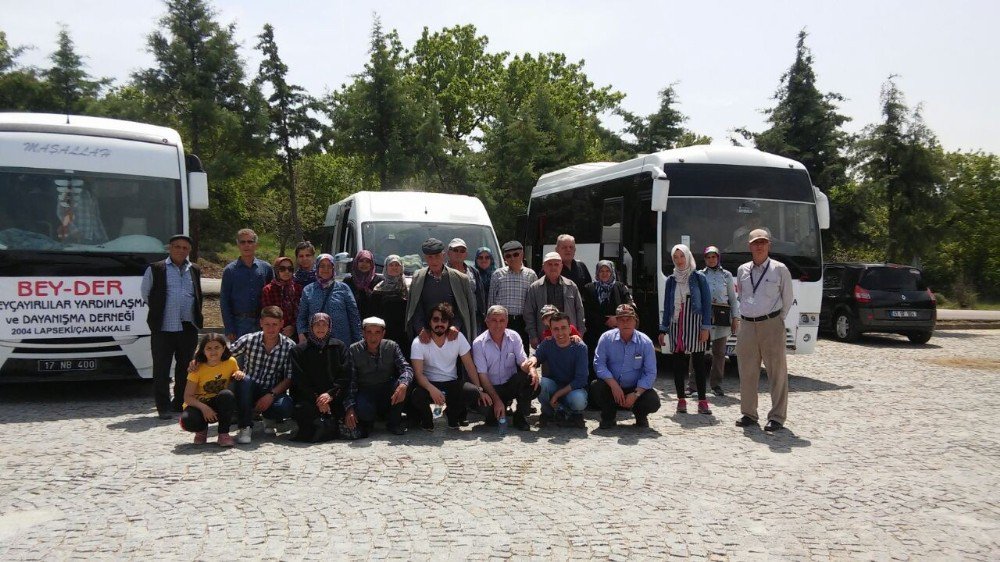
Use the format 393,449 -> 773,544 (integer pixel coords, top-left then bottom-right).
699,245 -> 739,397
370,254 -> 410,356
297,254 -> 362,346
582,260 -> 634,374
260,256 -> 302,340
657,244 -> 713,415
343,249 -> 383,320
472,247 -> 496,333
289,313 -> 358,442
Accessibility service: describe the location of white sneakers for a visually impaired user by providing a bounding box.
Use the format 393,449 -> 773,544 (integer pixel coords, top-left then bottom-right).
236,427 -> 252,444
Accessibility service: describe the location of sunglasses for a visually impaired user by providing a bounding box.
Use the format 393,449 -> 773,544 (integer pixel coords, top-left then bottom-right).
276,266 -> 294,272
503,252 -> 521,259
238,239 -> 256,245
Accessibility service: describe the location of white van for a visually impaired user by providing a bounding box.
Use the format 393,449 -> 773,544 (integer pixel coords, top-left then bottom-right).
323,191 -> 501,275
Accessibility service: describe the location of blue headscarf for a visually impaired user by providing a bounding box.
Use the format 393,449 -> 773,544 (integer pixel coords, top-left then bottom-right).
474,247 -> 496,295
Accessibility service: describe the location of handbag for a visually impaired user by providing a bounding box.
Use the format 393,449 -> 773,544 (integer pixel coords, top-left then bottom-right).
711,304 -> 731,327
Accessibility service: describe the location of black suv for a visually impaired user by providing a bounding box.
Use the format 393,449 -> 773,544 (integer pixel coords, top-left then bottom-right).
821,263 -> 936,344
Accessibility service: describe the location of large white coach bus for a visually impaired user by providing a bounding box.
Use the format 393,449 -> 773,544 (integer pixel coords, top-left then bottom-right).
0,113 -> 208,381
323,191 -> 501,276
525,145 -> 829,354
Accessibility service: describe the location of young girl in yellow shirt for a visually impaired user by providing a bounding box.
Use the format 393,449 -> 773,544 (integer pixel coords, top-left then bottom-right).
180,333 -> 242,446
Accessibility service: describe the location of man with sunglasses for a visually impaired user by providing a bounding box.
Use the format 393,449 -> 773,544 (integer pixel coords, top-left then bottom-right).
446,238 -> 485,332
221,228 -> 274,342
488,241 -> 537,353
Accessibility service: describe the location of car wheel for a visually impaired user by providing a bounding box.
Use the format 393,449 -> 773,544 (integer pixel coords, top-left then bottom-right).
833,312 -> 860,342
906,330 -> 932,344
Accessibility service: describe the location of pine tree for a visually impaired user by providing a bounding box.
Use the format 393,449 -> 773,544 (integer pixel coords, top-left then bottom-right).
43,25 -> 110,114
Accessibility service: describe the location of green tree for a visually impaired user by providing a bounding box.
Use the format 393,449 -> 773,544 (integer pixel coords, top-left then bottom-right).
618,84 -> 686,153
0,28 -> 50,111
132,0 -> 265,244
43,25 -> 110,114
326,17 -> 420,190
853,77 -> 944,266
255,23 -> 323,245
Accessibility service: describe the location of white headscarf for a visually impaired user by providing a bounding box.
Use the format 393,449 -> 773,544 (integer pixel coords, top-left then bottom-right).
671,244 -> 697,322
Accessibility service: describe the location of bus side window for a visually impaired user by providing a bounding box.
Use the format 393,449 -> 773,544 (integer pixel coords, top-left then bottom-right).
601,197 -> 622,261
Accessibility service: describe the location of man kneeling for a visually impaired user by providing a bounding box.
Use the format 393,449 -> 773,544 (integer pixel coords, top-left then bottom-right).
525,312 -> 588,428
472,305 -> 537,431
344,317 -> 414,436
592,304 -> 661,428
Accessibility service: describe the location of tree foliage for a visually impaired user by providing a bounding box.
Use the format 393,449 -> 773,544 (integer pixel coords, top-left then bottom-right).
43,25 -> 110,114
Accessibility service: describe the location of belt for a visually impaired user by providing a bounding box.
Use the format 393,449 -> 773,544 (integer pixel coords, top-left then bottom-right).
742,310 -> 782,322
234,311 -> 258,319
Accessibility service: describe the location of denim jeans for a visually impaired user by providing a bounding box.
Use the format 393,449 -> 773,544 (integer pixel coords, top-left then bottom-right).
538,377 -> 588,416
233,377 -> 294,429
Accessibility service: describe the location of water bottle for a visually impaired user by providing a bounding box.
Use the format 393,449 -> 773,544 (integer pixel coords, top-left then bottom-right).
432,391 -> 445,419
498,415 -> 507,437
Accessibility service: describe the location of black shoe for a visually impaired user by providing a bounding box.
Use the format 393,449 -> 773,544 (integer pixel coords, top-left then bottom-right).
538,412 -> 554,428
764,420 -> 783,432
634,416 -> 649,428
512,415 -> 530,431
569,413 -> 586,429
735,415 -> 759,428
387,424 -> 407,436
599,418 -> 617,429
420,419 -> 434,431
157,412 -> 173,420
170,401 -> 184,413
712,386 -> 725,397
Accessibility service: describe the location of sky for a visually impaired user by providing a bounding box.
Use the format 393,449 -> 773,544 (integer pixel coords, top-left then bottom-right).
5,0 -> 999,155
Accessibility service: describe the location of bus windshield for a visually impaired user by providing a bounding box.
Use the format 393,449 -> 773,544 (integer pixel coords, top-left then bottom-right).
663,197 -> 822,280
0,168 -> 180,254
362,221 -> 500,275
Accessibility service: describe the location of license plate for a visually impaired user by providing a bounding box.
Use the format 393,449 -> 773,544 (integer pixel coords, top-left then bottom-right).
38,359 -> 98,372
726,345 -> 736,355
889,310 -> 918,318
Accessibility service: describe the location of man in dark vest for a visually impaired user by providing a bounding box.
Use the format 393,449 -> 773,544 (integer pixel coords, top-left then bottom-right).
141,234 -> 204,419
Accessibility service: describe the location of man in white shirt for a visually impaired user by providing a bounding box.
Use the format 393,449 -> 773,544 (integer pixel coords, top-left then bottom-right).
409,302 -> 493,431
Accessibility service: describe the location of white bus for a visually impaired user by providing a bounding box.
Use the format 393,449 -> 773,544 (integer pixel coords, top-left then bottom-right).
323,191 -> 501,276
525,145 -> 829,354
0,113 -> 208,381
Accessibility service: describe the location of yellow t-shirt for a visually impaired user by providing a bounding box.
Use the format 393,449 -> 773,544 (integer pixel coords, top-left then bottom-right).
185,357 -> 239,405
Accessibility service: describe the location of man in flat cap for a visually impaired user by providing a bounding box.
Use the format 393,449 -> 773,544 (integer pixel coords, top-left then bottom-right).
141,234 -> 203,419
591,304 -> 660,428
524,251 -> 586,349
344,316 -> 414,436
734,228 -> 793,432
405,237 -> 477,344
489,240 -> 537,353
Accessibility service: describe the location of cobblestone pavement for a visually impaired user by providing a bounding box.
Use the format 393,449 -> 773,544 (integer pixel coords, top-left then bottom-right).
0,329 -> 998,560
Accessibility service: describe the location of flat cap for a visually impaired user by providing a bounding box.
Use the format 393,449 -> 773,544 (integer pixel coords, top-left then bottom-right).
422,238 -> 445,255
501,240 -> 523,252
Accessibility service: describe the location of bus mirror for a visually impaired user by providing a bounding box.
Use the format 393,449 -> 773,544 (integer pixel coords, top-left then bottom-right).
188,172 -> 209,209
651,178 -> 669,212
333,251 -> 352,280
813,187 -> 830,229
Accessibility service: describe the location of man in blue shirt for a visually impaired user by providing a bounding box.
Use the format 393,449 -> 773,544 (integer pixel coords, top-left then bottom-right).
525,312 -> 589,428
221,228 -> 274,341
592,304 -> 661,429
141,234 -> 203,419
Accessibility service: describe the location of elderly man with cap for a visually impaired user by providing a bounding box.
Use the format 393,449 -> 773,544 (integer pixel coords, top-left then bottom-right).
405,237 -> 477,344
591,304 -> 660,428
344,316 -> 414,436
489,240 -> 537,353
446,238 -> 486,333
735,228 -> 794,432
141,233 -> 204,418
700,245 -> 739,396
524,251 -> 586,349
472,305 -> 537,431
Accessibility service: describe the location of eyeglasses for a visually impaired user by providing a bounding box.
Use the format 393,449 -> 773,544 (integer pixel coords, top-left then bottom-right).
238,239 -> 256,245
430,317 -> 447,324
503,252 -> 521,259
276,266 -> 294,272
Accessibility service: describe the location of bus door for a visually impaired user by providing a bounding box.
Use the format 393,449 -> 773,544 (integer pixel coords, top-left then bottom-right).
631,196 -> 661,336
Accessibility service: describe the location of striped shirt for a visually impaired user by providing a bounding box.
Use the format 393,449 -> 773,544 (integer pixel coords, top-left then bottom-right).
230,332 -> 296,389
489,266 -> 537,315
140,258 -> 195,332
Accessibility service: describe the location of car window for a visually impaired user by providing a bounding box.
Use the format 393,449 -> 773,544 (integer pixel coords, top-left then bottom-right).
859,267 -> 926,291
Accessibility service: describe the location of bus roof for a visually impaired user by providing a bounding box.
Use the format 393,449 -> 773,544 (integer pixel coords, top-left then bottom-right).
0,113 -> 183,147
338,191 -> 493,226
532,145 -> 808,198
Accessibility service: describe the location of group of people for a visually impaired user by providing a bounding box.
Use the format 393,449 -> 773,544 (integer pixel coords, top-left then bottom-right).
142,225 -> 793,447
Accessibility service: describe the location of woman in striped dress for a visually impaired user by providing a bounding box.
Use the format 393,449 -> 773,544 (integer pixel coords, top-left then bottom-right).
657,244 -> 714,415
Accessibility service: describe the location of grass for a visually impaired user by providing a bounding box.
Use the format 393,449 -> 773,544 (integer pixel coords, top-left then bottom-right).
197,233 -> 286,277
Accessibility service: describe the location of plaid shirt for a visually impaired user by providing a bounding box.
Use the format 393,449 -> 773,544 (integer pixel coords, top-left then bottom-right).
230,332 -> 296,389
489,266 -> 537,315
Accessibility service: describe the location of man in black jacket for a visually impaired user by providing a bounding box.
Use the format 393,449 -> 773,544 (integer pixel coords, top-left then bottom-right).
140,234 -> 203,419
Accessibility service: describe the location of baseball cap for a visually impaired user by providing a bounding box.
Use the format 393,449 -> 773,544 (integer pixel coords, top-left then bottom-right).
448,238 -> 467,250
543,251 -> 562,263
748,229 -> 770,243
615,304 -> 638,318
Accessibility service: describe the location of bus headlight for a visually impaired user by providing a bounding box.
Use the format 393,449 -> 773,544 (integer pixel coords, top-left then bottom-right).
799,313 -> 819,326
